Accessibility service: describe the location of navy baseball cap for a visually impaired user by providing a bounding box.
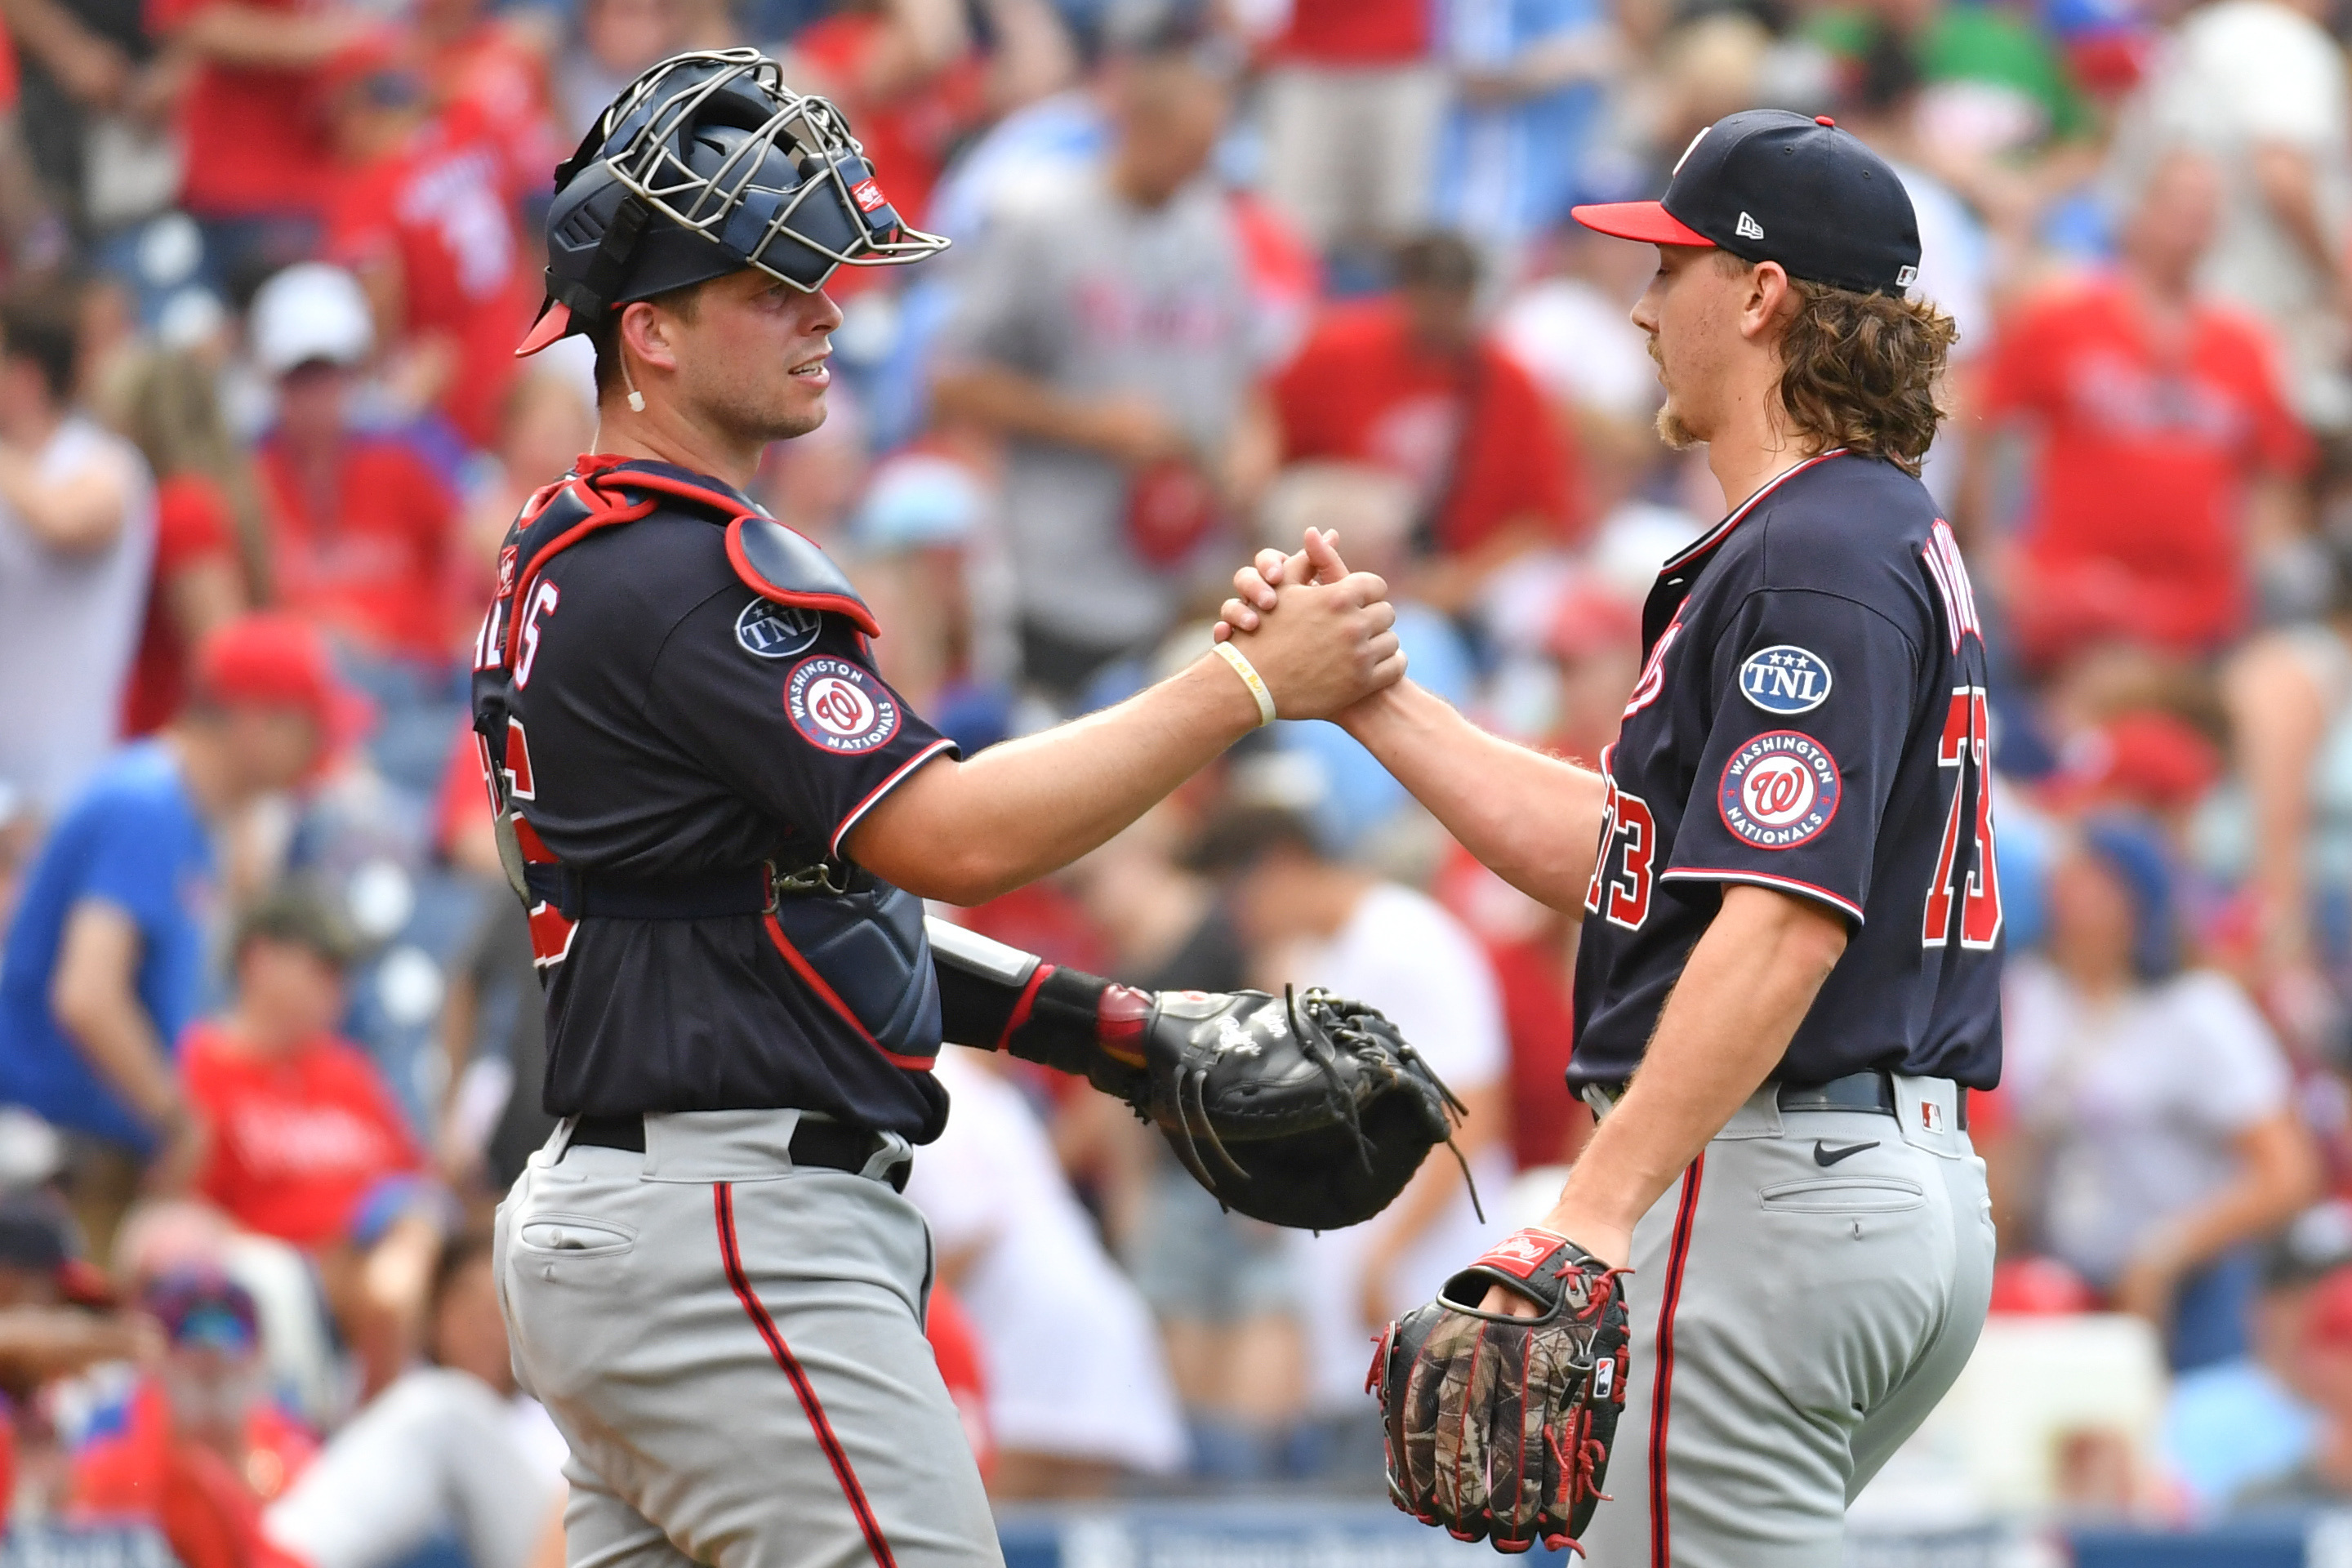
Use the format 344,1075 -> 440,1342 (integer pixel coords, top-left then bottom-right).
1574,109 -> 1922,297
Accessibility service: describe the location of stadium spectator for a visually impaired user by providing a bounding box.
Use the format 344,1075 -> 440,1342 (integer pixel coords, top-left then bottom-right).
2161,1200 -> 2352,1512
0,1189 -> 142,1387
2108,0 -> 2352,430
434,889 -> 555,1198
410,0 -> 560,198
145,0 -> 368,278
1428,0 -> 1618,261
0,283 -> 156,816
251,262 -> 463,667
2234,1263 -> 2352,1508
1971,148 -> 2311,666
555,0 -> 688,136
1270,233 -> 1579,616
1255,0 -> 1441,272
180,889 -> 421,1251
459,368 -> 595,598
1059,808 -> 1297,1481
2221,542 -> 2352,1033
1190,804 -> 1507,1479
1990,817 -> 2320,1370
72,1269 -> 318,1538
105,349 -> 252,738
906,1046 -> 1187,1496
782,0 -> 985,239
843,448 -> 1006,736
929,17 -> 1257,700
1806,0 -> 2091,168
261,1232 -> 565,1568
2,0 -> 170,234
323,42 -> 537,450
0,615 -> 357,1257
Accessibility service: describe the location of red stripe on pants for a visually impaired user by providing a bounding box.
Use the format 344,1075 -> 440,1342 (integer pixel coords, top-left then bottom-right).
1650,1156 -> 1706,1568
713,1183 -> 900,1568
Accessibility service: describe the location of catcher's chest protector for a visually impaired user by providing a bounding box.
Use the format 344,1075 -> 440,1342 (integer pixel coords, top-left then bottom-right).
469,456 -> 941,1063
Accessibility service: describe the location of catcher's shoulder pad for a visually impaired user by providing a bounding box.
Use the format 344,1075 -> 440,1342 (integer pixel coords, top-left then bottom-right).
586,457 -> 883,637
1443,1227 -> 1614,1322
725,511 -> 879,636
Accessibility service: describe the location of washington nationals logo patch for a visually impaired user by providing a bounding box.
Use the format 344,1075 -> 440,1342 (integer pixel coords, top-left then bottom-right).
735,598 -> 822,659
1719,731 -> 1841,849
785,657 -> 902,755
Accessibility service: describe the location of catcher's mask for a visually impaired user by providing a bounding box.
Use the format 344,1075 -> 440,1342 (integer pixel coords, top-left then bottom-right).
515,48 -> 950,356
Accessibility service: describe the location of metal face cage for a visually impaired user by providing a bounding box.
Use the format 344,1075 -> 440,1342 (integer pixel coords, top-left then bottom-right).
592,48 -> 951,292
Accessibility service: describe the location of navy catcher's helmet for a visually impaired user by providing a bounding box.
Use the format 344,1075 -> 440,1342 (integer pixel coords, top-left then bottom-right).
516,48 -> 948,356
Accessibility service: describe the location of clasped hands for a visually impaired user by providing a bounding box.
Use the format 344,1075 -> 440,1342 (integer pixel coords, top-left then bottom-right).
1213,528 -> 1405,723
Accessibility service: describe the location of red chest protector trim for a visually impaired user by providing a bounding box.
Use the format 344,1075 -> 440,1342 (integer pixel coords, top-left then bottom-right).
492,454 -> 877,676
470,454 -> 880,957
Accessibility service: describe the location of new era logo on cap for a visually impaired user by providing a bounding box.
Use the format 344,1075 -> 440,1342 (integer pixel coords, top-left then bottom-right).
1569,109 -> 1922,297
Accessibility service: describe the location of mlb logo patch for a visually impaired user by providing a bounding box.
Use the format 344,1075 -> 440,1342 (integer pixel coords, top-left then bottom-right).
1921,1100 -> 1944,1134
497,546 -> 518,595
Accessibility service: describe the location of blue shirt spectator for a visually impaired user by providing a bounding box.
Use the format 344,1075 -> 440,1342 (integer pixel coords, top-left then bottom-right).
0,740 -> 213,1147
1431,0 -> 1617,247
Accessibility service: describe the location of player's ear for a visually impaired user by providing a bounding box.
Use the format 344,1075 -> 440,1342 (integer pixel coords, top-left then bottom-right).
619,301 -> 681,376
1741,261 -> 1796,341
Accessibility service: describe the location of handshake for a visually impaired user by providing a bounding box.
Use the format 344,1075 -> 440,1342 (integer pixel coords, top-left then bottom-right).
1209,528 -> 1405,724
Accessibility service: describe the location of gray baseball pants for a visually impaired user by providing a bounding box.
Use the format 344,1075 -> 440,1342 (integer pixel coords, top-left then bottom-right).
1577,1076 -> 1995,1568
494,1111 -> 1003,1568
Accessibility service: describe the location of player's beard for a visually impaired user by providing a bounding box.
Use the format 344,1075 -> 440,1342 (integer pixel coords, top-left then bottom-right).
1648,332 -> 1703,450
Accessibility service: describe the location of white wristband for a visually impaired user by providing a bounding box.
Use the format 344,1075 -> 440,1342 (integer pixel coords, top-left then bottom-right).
1213,639 -> 1278,727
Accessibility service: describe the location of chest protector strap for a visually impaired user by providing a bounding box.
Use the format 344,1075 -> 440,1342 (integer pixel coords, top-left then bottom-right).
470,457 -> 938,1070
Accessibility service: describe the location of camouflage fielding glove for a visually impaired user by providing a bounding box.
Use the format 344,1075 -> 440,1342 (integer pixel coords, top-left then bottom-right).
1371,1227 -> 1632,1553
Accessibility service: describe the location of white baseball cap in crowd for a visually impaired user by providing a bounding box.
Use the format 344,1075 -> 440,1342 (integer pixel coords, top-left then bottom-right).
248,262 -> 375,376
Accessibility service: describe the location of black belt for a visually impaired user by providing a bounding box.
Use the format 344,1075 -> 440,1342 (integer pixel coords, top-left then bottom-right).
567,1113 -> 909,1192
522,861 -> 853,922
1588,1070 -> 1967,1131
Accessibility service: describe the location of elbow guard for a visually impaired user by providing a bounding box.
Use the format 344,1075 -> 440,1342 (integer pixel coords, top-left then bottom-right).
926,917 -> 1149,1085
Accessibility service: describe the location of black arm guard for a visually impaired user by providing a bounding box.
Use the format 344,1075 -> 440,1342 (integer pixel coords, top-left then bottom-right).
926,917 -> 1146,1095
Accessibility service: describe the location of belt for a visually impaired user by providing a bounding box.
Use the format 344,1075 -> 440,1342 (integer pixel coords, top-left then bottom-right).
1586,1070 -> 1967,1130
566,1113 -> 910,1192
522,860 -> 853,921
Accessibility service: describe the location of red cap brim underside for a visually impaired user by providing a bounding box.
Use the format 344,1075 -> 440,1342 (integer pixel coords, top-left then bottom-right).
514,300 -> 572,358
1570,201 -> 1715,247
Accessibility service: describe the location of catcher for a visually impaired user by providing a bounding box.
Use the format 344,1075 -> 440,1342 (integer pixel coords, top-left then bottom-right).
482,50 -> 1463,1568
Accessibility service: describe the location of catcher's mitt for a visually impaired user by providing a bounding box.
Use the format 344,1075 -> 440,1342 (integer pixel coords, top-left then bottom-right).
1371,1228 -> 1631,1553
1114,987 -> 1473,1232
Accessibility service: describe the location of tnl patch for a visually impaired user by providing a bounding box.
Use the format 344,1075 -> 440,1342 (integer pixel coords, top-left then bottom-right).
1718,731 -> 1841,849
1739,644 -> 1833,715
736,598 -> 822,659
785,657 -> 902,755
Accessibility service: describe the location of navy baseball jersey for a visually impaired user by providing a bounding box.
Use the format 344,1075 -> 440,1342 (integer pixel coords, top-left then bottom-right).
474,457 -> 958,1139
1570,451 -> 2002,1090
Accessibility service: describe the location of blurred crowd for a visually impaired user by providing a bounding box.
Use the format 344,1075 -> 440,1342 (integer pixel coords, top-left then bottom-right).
1,0 -> 2351,1548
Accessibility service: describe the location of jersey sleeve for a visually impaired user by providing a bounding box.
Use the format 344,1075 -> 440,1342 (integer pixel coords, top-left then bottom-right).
647,586 -> 958,858
1659,586 -> 1922,924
